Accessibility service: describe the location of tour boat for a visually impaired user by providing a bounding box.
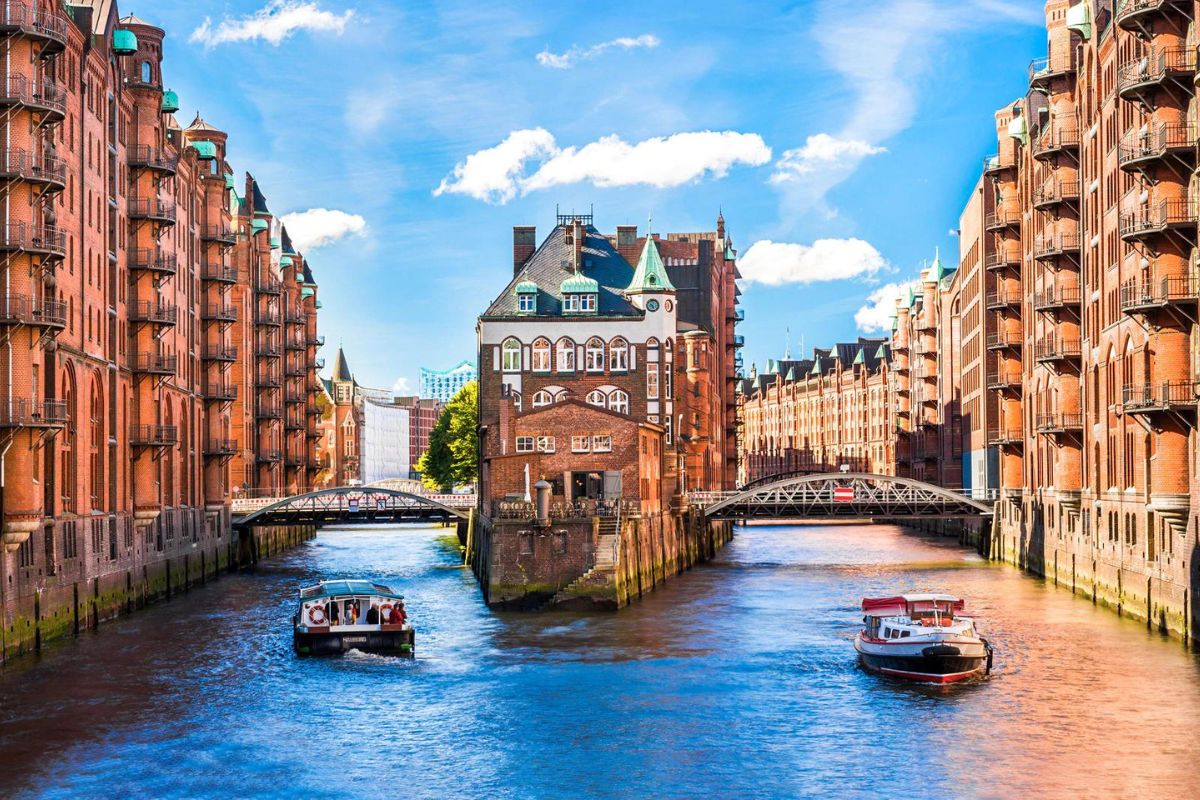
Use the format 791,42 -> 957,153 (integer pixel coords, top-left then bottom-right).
293,579 -> 414,656
853,594 -> 992,684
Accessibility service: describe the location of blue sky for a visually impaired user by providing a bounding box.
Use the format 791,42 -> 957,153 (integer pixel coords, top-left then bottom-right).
148,0 -> 1048,391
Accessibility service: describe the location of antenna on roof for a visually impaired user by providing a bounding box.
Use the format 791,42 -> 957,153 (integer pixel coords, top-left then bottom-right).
784,326 -> 790,360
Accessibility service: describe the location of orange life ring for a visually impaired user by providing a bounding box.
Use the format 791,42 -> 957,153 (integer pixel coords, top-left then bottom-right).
307,604 -> 327,626
379,603 -> 393,619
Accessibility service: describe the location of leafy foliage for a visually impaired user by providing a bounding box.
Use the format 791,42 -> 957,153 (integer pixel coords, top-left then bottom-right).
418,380 -> 478,491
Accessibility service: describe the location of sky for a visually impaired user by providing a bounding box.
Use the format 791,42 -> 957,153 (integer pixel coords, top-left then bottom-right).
145,0 -> 1049,392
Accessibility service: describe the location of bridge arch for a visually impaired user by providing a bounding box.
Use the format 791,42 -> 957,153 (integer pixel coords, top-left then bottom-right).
698,473 -> 993,520
235,486 -> 469,528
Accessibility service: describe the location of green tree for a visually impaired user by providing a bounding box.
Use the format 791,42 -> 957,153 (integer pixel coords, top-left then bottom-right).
418,380 -> 478,491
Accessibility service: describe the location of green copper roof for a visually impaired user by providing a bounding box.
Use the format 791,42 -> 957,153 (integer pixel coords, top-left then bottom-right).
112,29 -> 137,55
810,355 -> 824,376
875,344 -> 888,360
251,218 -> 269,233
929,246 -> 955,282
514,280 -> 538,293
1007,112 -> 1027,145
785,367 -> 796,381
766,359 -> 778,375
627,235 -> 675,292
280,255 -> 294,267
902,285 -> 915,309
560,273 -> 599,293
852,348 -> 865,365
190,140 -> 217,160
1066,1 -> 1092,40
315,300 -> 323,309
161,90 -> 180,114
269,236 -> 281,249
301,286 -> 315,298
891,315 -> 898,331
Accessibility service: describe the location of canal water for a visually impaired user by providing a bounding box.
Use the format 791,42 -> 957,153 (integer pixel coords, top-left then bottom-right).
2,522 -> 1200,799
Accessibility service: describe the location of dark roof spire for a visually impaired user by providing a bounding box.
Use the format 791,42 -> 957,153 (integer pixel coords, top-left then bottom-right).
332,346 -> 352,382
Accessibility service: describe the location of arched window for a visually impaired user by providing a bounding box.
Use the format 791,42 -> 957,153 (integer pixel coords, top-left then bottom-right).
89,375 -> 103,511
531,338 -> 551,372
609,337 -> 629,371
585,337 -> 605,372
556,337 -> 576,372
532,390 -> 554,407
608,389 -> 629,415
586,389 -> 607,407
140,61 -> 152,84
511,391 -> 522,411
501,338 -> 521,372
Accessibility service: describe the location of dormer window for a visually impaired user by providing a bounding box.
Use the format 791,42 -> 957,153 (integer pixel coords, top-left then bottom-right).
560,274 -> 599,315
514,281 -> 538,315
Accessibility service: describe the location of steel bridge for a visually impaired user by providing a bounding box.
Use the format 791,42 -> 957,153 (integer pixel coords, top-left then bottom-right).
233,486 -> 470,529
690,473 -> 994,521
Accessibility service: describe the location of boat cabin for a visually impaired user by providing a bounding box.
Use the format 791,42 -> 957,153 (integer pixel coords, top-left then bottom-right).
298,579 -> 408,631
861,594 -> 968,639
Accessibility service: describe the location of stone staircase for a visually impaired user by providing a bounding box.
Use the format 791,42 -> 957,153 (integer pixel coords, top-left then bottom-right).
543,523 -> 620,608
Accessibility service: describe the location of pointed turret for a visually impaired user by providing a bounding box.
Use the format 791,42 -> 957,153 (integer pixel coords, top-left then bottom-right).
332,346 -> 353,382
626,234 -> 676,294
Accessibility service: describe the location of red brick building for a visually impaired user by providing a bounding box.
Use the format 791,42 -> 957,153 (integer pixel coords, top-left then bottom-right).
0,3 -> 322,658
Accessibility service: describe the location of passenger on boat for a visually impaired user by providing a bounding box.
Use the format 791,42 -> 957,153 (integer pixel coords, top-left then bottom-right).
388,605 -> 406,625
343,600 -> 357,625
365,604 -> 380,625
327,601 -> 339,626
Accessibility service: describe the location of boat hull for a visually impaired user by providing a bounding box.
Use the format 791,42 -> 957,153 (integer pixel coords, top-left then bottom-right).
854,634 -> 990,684
293,628 -> 415,657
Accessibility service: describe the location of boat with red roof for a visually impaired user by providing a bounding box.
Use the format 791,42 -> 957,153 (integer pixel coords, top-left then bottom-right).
854,594 -> 992,684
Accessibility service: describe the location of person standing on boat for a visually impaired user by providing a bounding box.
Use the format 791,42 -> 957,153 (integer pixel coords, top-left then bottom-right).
365,604 -> 380,625
388,604 -> 406,626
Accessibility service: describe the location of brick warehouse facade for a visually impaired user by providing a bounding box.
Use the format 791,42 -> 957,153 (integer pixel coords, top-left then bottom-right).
473,211 -> 738,609
740,1 -> 1200,641
0,3 -> 323,659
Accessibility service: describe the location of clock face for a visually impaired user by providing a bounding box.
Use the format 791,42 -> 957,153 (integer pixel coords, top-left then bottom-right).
646,299 -> 660,312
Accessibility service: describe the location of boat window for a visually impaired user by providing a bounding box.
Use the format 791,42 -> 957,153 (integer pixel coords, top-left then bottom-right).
900,630 -> 911,638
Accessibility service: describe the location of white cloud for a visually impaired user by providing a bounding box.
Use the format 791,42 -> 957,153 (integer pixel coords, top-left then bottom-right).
739,238 -> 888,286
433,128 -> 557,204
391,377 -> 412,395
855,282 -> 907,333
536,34 -> 660,69
190,1 -> 354,48
770,134 -> 885,183
435,129 -> 770,204
279,208 -> 367,251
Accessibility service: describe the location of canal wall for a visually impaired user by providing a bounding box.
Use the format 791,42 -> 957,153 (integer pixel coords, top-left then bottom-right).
0,515 -> 316,664
469,510 -> 732,611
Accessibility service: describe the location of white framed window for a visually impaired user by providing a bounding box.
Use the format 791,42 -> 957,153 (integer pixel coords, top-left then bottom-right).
556,338 -> 576,372
592,434 -> 612,452
647,366 -> 659,399
571,435 -> 590,452
536,435 -> 555,453
532,390 -> 553,407
563,294 -> 579,312
502,338 -> 521,372
586,390 -> 606,407
511,391 -> 522,412
531,338 -> 551,372
516,436 -> 535,453
664,367 -> 673,399
577,293 -> 596,312
609,337 -> 629,371
518,293 -> 535,313
585,337 -> 605,372
608,390 -> 629,415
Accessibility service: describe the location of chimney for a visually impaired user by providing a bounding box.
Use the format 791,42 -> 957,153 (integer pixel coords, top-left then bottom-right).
498,384 -> 514,454
572,218 -> 584,269
513,226 -> 536,275
616,224 -> 638,264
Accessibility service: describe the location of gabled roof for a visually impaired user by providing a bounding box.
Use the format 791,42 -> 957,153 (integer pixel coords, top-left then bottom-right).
186,113 -> 222,133
627,235 -> 675,292
482,224 -> 641,318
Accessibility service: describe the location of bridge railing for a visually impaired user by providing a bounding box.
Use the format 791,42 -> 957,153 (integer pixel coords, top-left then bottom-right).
232,490 -> 476,516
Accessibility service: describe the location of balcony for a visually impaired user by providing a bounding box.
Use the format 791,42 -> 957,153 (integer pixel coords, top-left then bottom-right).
202,304 -> 237,323
128,196 -> 177,225
284,310 -> 305,325
1127,198 -> 1200,243
307,406 -> 321,417
257,278 -> 283,296
986,331 -> 1022,350
202,344 -> 237,362
985,289 -> 1021,310
984,250 -> 1020,271
201,263 -> 237,286
1116,48 -> 1195,101
255,403 -> 283,420
308,334 -> 325,348
306,428 -> 322,440
1033,284 -> 1082,312
1035,412 -> 1084,435
0,398 -> 67,429
313,357 -> 325,370
129,299 -> 178,326
256,450 -> 283,463
204,438 -> 238,457
256,342 -> 282,357
286,453 -> 306,467
0,294 -> 66,330
0,4 -> 70,53
255,311 -> 282,327
256,372 -> 282,388
1123,381 -> 1195,414
732,334 -> 745,348
1032,124 -> 1079,161
130,424 -> 178,448
1032,179 -> 1080,210
1034,337 -> 1082,364
986,369 -> 1022,391
1033,231 -> 1080,260
285,415 -> 305,431
0,75 -> 66,121
1118,123 -> 1195,172
285,336 -> 305,351
202,381 -> 237,402
128,248 -> 177,278
0,222 -> 66,258
1120,275 -> 1198,314
200,224 -> 237,245
984,210 -> 1020,232
127,144 -> 178,175
130,352 -> 177,376
987,427 -> 1024,447
982,152 -> 1014,174
1028,52 -> 1077,90
1116,0 -> 1191,31
285,362 -> 306,377
0,148 -> 66,190
285,388 -> 304,404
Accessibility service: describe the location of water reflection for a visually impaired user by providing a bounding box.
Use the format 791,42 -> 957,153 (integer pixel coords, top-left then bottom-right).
1,523 -> 1198,798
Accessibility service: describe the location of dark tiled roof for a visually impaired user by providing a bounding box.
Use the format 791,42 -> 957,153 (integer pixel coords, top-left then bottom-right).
252,181 -> 270,214
302,262 -> 316,285
482,224 -> 641,318
281,227 -> 296,255
332,347 -> 352,382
